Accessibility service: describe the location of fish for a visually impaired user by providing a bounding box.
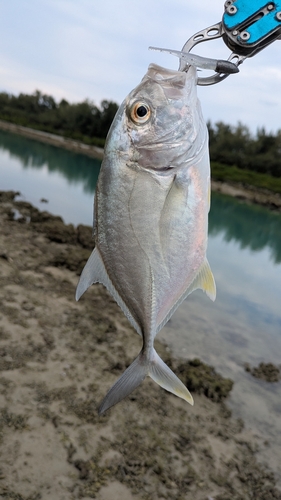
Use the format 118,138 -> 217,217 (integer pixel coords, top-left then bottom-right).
76,63 -> 216,414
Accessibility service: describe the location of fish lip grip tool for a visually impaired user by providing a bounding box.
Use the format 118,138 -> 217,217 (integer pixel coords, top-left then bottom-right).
179,0 -> 281,85
223,0 -> 281,55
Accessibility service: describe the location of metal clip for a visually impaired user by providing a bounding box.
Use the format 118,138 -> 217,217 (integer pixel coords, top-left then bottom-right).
178,22 -> 245,85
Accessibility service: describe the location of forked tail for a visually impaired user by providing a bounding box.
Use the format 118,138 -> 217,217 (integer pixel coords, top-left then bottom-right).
98,348 -> 193,414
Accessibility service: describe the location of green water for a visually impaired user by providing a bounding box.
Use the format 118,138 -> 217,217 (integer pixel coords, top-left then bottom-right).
0,129 -> 100,225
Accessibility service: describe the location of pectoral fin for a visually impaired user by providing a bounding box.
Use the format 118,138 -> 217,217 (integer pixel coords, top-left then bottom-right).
76,247 -> 142,336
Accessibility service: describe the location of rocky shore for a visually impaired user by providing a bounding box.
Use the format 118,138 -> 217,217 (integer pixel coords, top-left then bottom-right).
0,190 -> 280,500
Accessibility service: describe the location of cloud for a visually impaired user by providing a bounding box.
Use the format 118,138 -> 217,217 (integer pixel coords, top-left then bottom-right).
1,0 -> 281,131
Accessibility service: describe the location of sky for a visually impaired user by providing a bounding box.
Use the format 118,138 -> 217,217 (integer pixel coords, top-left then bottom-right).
0,0 -> 281,134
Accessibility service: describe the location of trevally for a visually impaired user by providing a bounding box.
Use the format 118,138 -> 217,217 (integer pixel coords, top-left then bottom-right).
76,63 -> 216,414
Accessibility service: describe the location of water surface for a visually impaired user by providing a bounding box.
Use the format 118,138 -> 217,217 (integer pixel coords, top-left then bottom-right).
0,129 -> 100,226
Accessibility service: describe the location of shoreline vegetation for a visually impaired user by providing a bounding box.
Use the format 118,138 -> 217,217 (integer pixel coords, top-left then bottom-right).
1,117 -> 281,213
1,190 -> 281,499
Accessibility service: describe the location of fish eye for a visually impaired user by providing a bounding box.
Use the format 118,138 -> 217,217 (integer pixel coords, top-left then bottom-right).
130,101 -> 151,124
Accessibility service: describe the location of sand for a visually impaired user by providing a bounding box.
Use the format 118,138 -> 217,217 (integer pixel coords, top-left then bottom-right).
0,190 -> 280,500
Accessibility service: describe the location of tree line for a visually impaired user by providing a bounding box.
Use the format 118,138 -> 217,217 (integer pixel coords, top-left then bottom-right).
208,121 -> 281,178
0,90 -> 280,177
0,90 -> 118,147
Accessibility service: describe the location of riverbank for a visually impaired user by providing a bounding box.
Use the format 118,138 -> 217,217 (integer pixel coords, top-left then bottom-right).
0,190 -> 280,500
0,119 -> 104,160
1,118 -> 281,213
211,179 -> 281,213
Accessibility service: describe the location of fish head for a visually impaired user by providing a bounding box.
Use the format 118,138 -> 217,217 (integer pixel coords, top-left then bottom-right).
106,64 -> 206,172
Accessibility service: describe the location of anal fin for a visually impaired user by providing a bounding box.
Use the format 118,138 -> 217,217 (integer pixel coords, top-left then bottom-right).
76,247 -> 142,336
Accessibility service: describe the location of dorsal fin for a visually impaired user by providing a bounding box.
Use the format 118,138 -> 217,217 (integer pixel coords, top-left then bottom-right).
76,247 -> 142,336
155,259 -> 216,336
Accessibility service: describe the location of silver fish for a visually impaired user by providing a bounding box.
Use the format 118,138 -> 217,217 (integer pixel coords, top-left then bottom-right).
76,63 -> 216,414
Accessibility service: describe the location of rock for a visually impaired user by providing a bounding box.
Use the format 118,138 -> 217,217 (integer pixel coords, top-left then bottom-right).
175,358 -> 234,402
245,362 -> 281,383
77,224 -> 94,249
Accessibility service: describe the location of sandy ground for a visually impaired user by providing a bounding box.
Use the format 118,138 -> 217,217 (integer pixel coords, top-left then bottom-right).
0,190 -> 281,500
